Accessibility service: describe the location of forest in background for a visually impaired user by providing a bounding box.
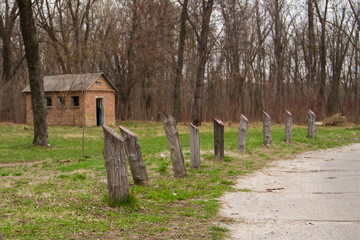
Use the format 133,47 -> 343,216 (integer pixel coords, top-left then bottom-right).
0,0 -> 359,124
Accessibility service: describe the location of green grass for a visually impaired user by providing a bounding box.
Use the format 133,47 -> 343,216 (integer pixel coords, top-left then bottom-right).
0,121 -> 359,239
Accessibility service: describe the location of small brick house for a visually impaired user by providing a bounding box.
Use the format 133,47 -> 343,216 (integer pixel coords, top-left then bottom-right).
23,72 -> 118,126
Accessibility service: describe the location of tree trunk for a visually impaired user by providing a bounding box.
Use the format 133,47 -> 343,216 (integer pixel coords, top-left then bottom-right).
307,0 -> 317,115
102,125 -> 129,203
213,118 -> 224,161
237,114 -> 248,153
327,7 -> 353,117
17,0 -> 49,146
272,0 -> 285,122
189,123 -> 200,168
160,112 -> 186,178
349,0 -> 360,124
173,0 -> 188,121
1,36 -> 12,84
355,27 -> 359,124
119,126 -> 149,185
263,111 -> 272,146
0,0 -> 18,84
285,110 -> 292,143
307,109 -> 316,138
314,0 -> 329,118
307,0 -> 317,91
192,0 -> 214,126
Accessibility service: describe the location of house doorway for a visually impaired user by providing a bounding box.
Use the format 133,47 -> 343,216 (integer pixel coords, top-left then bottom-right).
96,98 -> 103,126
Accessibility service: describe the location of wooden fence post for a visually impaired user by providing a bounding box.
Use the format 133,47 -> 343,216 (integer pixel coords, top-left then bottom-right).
285,110 -> 292,143
263,111 -> 272,146
237,114 -> 248,153
102,125 -> 129,203
308,109 -> 316,138
119,126 -> 149,186
189,124 -> 200,168
160,112 -> 187,178
214,118 -> 224,161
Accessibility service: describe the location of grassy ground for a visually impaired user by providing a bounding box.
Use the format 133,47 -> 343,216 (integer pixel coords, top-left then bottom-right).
0,122 -> 359,239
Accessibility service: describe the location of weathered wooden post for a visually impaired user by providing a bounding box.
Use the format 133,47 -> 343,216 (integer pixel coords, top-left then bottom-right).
119,126 -> 149,186
189,124 -> 200,168
308,109 -> 316,138
237,114 -> 248,153
263,111 -> 272,146
102,125 -> 129,204
160,112 -> 187,178
213,118 -> 224,161
285,110 -> 292,143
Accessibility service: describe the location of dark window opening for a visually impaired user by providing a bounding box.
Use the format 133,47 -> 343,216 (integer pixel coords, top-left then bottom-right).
71,96 -> 79,107
45,97 -> 52,107
96,81 -> 101,85
57,96 -> 65,107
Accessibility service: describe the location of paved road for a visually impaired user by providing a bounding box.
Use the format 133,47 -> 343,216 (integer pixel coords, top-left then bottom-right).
220,144 -> 360,240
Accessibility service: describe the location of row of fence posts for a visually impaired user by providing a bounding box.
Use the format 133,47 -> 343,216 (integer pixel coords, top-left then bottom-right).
102,110 -> 316,204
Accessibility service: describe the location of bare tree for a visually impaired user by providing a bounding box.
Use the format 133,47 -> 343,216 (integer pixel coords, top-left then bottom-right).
2,0 -> 360,125
192,0 -> 214,126
306,0 -> 317,110
0,0 -> 27,123
314,0 -> 329,117
0,0 -> 19,83
327,2 -> 354,116
17,0 -> 49,146
270,0 -> 286,122
348,0 -> 359,124
173,0 -> 188,121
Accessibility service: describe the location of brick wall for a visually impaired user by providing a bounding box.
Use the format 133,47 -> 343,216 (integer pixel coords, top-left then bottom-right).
85,91 -> 116,126
25,75 -> 116,126
25,93 -> 33,125
26,91 -> 85,126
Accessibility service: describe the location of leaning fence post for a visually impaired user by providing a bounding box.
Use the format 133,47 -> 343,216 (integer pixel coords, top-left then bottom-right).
285,110 -> 292,143
214,118 -> 224,161
102,125 -> 129,204
189,123 -> 200,168
160,112 -> 187,178
263,111 -> 272,147
119,126 -> 149,186
237,114 -> 248,153
308,109 -> 316,138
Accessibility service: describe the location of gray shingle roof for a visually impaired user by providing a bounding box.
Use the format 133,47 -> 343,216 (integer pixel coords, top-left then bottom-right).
22,72 -> 118,92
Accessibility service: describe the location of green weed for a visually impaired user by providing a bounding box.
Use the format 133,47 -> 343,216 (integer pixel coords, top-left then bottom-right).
210,225 -> 230,239
0,122 -> 358,239
103,191 -> 139,211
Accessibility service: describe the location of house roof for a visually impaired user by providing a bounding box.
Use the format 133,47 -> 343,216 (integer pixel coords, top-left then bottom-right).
22,72 -> 118,92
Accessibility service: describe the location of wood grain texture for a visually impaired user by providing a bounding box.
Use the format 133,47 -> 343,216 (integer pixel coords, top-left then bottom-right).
214,118 -> 224,161
160,112 -> 186,178
308,109 -> 316,138
119,126 -> 149,185
189,123 -> 200,168
103,125 -> 129,203
263,111 -> 272,146
237,114 -> 248,153
285,110 -> 292,143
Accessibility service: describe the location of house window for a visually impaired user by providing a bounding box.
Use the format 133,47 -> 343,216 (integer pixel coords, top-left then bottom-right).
57,96 -> 65,107
71,96 -> 79,107
45,97 -> 52,107
96,81 -> 101,85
